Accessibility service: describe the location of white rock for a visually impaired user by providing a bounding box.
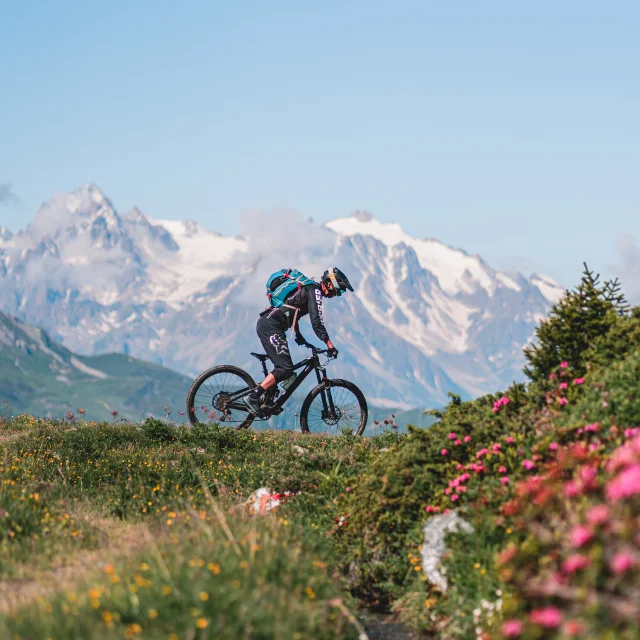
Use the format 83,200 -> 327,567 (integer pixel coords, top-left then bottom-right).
421,510 -> 474,592
293,445 -> 309,455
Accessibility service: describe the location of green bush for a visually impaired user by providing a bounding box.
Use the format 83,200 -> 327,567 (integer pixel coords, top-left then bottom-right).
524,265 -> 629,382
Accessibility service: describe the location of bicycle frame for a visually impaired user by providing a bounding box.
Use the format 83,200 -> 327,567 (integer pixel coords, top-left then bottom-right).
225,350 -> 336,418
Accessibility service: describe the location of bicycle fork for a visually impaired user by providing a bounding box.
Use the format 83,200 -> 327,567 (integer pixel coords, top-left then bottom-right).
316,364 -> 338,419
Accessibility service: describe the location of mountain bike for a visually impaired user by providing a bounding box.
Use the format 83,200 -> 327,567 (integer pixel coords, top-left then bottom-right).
186,345 -> 368,435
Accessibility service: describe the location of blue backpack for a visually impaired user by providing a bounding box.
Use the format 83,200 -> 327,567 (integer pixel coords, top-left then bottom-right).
266,269 -> 316,308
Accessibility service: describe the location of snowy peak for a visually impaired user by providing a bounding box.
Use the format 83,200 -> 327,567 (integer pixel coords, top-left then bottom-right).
27,183 -> 123,244
326,213 -> 563,304
530,273 -> 565,304
124,207 -> 179,253
0,185 -> 567,408
352,210 -> 374,222
125,206 -> 148,224
327,214 -> 496,296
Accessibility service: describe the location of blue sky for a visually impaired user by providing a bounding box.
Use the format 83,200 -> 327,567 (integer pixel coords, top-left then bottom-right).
1,0 -> 638,287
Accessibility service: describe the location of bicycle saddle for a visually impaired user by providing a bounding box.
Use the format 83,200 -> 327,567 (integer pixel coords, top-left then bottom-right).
250,352 -> 269,362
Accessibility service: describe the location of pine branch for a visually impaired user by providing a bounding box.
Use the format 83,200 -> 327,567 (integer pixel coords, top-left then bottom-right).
603,278 -> 630,314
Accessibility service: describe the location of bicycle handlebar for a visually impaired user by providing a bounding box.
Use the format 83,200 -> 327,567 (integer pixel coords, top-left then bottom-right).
304,344 -> 334,358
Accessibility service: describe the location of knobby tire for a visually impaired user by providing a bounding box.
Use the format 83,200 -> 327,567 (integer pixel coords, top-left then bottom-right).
299,378 -> 368,436
186,365 -> 257,430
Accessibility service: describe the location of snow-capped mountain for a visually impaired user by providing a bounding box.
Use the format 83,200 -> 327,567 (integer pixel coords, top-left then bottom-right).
0,185 -> 564,408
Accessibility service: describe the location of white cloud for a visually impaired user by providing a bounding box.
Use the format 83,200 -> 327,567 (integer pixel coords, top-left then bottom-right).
0,181 -> 20,207
234,208 -> 338,305
612,234 -> 640,304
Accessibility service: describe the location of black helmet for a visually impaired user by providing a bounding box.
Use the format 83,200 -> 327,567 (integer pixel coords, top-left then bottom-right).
321,267 -> 354,296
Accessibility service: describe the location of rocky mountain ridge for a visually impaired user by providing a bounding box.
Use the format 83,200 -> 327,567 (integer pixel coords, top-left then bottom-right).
0,184 -> 564,407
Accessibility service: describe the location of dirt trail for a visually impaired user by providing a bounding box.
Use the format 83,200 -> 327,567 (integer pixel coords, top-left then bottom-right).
0,515 -> 150,615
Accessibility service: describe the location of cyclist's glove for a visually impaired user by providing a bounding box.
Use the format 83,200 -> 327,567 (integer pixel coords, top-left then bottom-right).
328,346 -> 339,359
295,333 -> 307,346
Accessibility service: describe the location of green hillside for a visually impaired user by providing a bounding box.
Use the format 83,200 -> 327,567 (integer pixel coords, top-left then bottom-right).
0,312 -> 192,422
1,312 -> 433,430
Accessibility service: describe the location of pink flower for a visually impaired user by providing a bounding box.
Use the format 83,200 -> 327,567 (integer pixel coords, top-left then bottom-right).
549,373 -> 557,380
563,553 -> 590,573
464,435 -> 472,442
522,459 -> 535,470
448,432 -> 457,440
560,362 -> 569,369
498,466 -> 507,474
451,494 -> 459,502
559,382 -> 568,390
563,621 -> 585,636
506,436 -> 515,444
426,505 -> 440,513
578,465 -> 597,490
501,619 -> 524,637
573,378 -> 585,385
605,464 -> 640,502
456,463 -> 464,470
500,477 -> 510,485
441,449 -> 448,456
586,504 -> 610,526
492,396 -> 511,412
445,487 -> 451,495
476,448 -> 489,458
559,397 -> 568,405
529,606 -> 563,628
455,439 -> 462,445
607,439 -> 638,472
492,443 -> 502,452
610,551 -> 636,574
584,422 -> 600,432
564,480 -> 582,497
570,525 -> 594,548
549,442 -> 559,450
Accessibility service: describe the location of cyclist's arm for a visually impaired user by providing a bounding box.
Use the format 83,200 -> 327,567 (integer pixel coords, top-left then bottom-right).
307,286 -> 330,343
293,320 -> 306,344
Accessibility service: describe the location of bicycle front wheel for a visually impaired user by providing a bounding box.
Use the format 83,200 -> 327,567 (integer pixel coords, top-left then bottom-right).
299,379 -> 368,436
186,365 -> 256,429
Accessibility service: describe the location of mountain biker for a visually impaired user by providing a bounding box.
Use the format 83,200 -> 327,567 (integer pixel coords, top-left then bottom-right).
244,267 -> 354,414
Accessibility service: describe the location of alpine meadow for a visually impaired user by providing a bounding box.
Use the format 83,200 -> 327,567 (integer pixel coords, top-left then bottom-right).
0,263 -> 638,639
1,3 -> 638,637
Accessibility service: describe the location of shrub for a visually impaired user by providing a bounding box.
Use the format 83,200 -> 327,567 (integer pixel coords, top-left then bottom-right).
524,264 -> 629,383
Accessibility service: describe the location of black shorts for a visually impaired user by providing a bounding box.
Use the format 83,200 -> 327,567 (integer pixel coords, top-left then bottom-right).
256,310 -> 294,383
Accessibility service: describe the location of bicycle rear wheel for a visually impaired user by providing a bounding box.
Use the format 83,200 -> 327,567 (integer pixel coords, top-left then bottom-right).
186,365 -> 256,429
299,379 -> 368,436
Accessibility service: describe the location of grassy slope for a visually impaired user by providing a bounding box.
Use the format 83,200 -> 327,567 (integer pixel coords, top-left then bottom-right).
0,416 -> 401,639
1,352 -> 637,639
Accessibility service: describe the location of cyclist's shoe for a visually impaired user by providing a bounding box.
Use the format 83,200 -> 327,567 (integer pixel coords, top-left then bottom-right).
243,394 -> 262,414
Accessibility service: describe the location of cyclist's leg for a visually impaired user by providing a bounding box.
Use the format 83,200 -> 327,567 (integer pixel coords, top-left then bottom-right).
257,317 -> 294,385
248,316 -> 294,408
